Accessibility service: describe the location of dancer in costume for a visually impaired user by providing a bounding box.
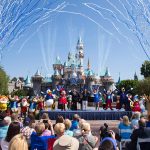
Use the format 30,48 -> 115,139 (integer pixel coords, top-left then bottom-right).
9,95 -> 20,114
45,89 -> 54,111
143,94 -> 150,116
59,89 -> 67,111
116,95 -> 120,110
139,96 -> 146,113
0,95 -> 8,112
37,96 -> 44,111
93,89 -> 101,110
29,96 -> 37,113
67,94 -> 72,110
132,95 -> 141,112
81,89 -> 90,110
104,89 -> 113,110
20,97 -> 29,118
118,87 -> 133,110
101,94 -> 106,110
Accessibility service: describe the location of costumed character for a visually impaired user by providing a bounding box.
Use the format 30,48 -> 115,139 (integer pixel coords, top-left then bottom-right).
67,93 -> 72,110
81,89 -> 90,110
139,96 -> 146,113
70,89 -> 80,110
29,96 -> 37,113
104,89 -> 113,110
101,94 -> 106,110
118,87 -> 133,110
9,95 -> 19,114
45,89 -> 54,111
0,95 -> 8,112
59,89 -> 67,111
37,96 -> 44,111
20,97 -> 29,118
116,95 -> 120,110
132,95 -> 141,112
93,89 -> 101,111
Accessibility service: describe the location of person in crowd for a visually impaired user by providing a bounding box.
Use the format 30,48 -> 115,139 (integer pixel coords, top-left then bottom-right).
21,118 -> 35,147
8,134 -> 28,150
70,89 -> 80,110
70,114 -> 80,131
11,113 -> 23,128
131,112 -> 141,129
118,116 -> 132,139
30,122 -> 55,150
126,118 -> 150,150
42,120 -> 54,136
81,89 -> 90,110
0,116 -> 11,142
0,122 -> 20,150
99,130 -> 119,150
77,122 -> 98,150
146,115 -> 150,127
143,94 -> 150,116
53,123 -> 79,150
64,119 -> 73,136
55,115 -> 64,124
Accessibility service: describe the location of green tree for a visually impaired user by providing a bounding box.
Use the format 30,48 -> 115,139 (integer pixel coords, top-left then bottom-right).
141,60 -> 150,78
11,89 -> 28,97
116,79 -> 138,95
136,77 -> 150,95
0,66 -> 9,95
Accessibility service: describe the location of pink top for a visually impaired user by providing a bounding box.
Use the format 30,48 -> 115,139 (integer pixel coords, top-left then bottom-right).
42,129 -> 51,136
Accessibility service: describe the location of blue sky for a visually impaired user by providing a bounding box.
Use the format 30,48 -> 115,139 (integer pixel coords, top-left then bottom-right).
0,0 -> 149,81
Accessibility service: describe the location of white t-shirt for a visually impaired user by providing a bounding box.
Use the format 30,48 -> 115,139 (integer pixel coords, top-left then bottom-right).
0,138 -> 9,150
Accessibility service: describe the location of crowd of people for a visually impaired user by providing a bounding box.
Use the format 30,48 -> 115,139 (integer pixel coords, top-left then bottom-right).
0,87 -> 150,116
0,111 -> 150,150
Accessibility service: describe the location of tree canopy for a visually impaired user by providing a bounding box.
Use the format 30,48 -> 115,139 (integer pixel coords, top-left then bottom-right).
141,60 -> 150,78
0,66 -> 9,94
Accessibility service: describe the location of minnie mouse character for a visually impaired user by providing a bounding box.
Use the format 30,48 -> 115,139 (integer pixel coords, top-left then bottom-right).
59,89 -> 67,111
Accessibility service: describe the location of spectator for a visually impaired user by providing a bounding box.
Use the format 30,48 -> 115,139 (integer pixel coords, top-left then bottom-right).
53,123 -> 79,150
118,116 -> 132,139
0,122 -> 20,150
40,113 -> 49,120
42,120 -> 54,136
0,116 -> 11,142
131,112 -> 141,129
126,118 -> 150,150
78,122 -> 98,150
8,134 -> 28,150
30,122 -> 55,150
55,115 -> 64,124
146,115 -> 150,127
70,114 -> 80,131
99,130 -> 119,150
64,119 -> 73,136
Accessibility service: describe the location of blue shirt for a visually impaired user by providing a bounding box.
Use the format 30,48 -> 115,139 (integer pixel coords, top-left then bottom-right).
0,125 -> 9,139
118,123 -> 132,139
70,120 -> 79,131
30,132 -> 55,150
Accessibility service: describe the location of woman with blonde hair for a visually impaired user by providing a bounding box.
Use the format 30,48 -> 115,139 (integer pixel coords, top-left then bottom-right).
8,134 -> 28,150
118,115 -> 132,139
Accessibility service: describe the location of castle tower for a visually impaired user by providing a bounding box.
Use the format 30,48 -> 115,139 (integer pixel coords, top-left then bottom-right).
32,69 -> 43,96
52,69 -> 62,88
100,67 -> 114,90
53,56 -> 63,75
134,72 -> 138,80
76,37 -> 84,66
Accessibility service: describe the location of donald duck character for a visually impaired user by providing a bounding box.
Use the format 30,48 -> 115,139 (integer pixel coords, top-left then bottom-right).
45,89 -> 54,110
0,95 -> 8,112
9,95 -> 19,113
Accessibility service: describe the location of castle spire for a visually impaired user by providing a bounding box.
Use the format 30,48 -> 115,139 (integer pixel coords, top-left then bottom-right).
134,72 -> 138,80
87,58 -> 90,69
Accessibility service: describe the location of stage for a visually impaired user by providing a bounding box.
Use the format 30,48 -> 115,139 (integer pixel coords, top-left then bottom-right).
40,109 -> 132,120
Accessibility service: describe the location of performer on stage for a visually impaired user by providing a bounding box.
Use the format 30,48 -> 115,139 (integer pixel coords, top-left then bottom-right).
37,96 -> 44,111
143,94 -> 150,116
0,95 -> 8,112
93,89 -> 101,110
118,87 -> 133,110
29,96 -> 37,113
132,95 -> 141,112
67,93 -> 72,110
59,89 -> 67,111
9,95 -> 20,114
20,97 -> 29,118
81,89 -> 90,110
104,89 -> 113,110
116,95 -> 120,110
70,89 -> 80,110
101,93 -> 106,110
139,96 -> 146,113
45,89 -> 54,111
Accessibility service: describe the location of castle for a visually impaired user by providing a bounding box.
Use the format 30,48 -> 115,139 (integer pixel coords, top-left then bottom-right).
31,37 -> 114,95
8,37 -> 115,95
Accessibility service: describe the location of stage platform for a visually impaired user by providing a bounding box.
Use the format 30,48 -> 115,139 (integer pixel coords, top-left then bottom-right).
40,110 -> 132,120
